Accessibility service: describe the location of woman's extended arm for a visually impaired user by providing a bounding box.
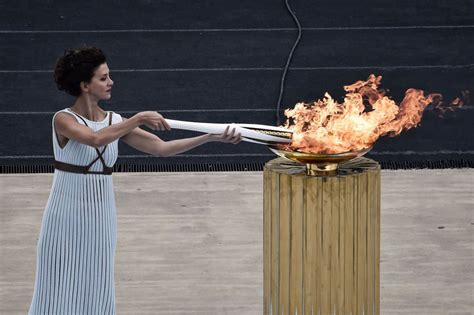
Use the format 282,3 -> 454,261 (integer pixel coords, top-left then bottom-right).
54,111 -> 169,148
120,117 -> 241,157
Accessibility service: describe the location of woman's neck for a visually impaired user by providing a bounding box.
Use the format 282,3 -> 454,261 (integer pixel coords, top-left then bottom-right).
70,95 -> 106,121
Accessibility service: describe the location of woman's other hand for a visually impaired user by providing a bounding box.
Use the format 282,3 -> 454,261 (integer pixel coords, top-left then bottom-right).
135,111 -> 171,131
208,126 -> 242,144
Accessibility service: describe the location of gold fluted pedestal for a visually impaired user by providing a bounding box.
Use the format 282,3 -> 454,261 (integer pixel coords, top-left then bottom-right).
263,157 -> 380,315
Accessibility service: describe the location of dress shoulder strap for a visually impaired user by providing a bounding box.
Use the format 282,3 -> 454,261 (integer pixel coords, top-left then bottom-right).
64,108 -> 89,126
63,108 -> 112,126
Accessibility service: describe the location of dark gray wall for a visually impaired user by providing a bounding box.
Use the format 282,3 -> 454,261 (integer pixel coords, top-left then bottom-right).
1,0 -> 473,169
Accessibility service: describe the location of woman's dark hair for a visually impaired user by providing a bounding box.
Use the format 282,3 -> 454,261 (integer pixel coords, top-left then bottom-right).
54,46 -> 106,96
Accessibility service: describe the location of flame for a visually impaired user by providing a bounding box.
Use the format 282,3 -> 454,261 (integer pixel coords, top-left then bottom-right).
282,74 -> 461,154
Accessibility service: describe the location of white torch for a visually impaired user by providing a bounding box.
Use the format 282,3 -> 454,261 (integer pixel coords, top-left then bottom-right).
164,119 -> 293,145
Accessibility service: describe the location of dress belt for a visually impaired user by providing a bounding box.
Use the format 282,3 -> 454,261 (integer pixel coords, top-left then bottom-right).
54,160 -> 113,175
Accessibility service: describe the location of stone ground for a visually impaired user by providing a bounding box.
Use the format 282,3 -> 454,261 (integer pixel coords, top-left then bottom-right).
0,169 -> 472,314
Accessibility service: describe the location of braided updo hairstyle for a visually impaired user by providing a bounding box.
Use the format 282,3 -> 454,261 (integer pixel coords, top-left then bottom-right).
54,46 -> 107,96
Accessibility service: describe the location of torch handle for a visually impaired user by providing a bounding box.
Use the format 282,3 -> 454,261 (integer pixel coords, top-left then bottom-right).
165,119 -> 231,134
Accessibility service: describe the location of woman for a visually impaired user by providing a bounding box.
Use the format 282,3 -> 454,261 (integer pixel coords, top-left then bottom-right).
28,46 -> 241,314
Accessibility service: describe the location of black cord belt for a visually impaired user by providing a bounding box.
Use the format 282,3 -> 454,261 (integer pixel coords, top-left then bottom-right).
54,160 -> 113,175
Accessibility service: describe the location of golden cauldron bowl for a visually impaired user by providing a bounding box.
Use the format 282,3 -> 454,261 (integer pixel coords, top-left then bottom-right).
267,144 -> 373,176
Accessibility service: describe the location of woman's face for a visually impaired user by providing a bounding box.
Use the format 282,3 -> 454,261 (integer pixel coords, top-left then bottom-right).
83,63 -> 114,100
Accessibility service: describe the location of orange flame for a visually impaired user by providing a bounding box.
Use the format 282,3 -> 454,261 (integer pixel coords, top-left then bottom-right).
282,74 -> 460,154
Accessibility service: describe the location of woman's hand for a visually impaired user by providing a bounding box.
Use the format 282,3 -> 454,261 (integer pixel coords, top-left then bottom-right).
135,111 -> 171,131
208,126 -> 242,144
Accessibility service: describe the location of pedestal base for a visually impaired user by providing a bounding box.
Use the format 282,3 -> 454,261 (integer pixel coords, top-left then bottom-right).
263,157 -> 381,315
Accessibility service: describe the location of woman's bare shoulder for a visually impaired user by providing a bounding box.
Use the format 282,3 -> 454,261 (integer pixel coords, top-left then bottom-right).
54,111 -> 79,128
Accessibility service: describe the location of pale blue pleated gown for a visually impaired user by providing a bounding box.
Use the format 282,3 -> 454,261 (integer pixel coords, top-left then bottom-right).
29,108 -> 122,315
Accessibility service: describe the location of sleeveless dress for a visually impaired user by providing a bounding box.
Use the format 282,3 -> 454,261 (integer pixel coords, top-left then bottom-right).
28,108 -> 122,315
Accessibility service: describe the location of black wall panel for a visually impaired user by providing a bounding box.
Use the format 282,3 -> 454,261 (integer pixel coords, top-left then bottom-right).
1,0 -> 473,170
1,0 -> 473,30
2,28 -> 473,70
